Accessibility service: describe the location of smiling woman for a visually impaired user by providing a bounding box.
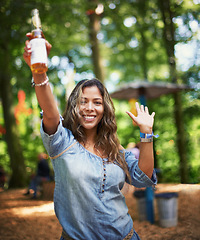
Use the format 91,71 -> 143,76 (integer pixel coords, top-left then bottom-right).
62,79 -> 120,161
23,36 -> 157,240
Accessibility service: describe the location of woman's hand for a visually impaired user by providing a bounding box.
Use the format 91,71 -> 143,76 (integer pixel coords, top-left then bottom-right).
126,102 -> 155,133
23,32 -> 52,68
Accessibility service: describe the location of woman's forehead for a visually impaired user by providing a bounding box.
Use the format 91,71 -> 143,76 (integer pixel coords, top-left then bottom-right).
81,86 -> 103,98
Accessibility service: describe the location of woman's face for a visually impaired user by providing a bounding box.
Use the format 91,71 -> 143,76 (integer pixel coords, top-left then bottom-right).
78,86 -> 104,132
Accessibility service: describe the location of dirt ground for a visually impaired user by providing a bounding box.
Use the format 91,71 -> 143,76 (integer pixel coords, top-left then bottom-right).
0,184 -> 199,240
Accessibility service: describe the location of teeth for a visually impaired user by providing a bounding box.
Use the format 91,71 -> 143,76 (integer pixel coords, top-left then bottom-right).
84,116 -> 95,119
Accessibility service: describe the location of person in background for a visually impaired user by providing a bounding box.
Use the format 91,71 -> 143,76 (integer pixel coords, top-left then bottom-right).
23,34 -> 157,239
126,142 -> 140,160
121,142 -> 141,195
24,153 -> 50,199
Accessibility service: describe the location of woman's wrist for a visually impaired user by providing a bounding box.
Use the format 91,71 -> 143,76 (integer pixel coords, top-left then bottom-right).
31,73 -> 49,87
32,73 -> 47,83
139,126 -> 152,134
140,131 -> 159,142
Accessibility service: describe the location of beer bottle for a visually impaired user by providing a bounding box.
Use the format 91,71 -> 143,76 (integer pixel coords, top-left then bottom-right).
30,9 -> 48,74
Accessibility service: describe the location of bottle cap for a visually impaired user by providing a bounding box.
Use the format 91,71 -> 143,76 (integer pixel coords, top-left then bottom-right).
31,9 -> 41,29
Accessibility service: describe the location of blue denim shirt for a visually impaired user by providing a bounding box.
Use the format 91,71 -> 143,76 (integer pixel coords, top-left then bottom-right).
40,118 -> 157,240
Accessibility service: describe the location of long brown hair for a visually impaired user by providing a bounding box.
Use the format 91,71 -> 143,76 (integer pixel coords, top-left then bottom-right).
62,78 -> 130,181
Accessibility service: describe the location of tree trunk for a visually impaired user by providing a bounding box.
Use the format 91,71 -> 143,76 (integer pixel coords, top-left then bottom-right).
173,92 -> 188,182
137,0 -> 148,81
88,0 -> 104,82
0,45 -> 27,188
158,0 -> 188,183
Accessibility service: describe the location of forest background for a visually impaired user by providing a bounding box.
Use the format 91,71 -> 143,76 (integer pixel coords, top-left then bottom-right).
0,0 -> 199,188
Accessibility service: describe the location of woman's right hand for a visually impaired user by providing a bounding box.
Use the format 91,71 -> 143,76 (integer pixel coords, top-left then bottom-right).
23,32 -> 52,69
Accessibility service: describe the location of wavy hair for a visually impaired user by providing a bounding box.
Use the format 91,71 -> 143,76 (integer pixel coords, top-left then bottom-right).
62,78 -> 130,181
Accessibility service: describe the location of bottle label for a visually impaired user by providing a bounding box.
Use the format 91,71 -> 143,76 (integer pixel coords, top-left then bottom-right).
30,38 -> 47,65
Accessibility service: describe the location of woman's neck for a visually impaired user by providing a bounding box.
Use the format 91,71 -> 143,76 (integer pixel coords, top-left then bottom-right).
80,138 -> 107,159
83,128 -> 97,146
79,128 -> 107,158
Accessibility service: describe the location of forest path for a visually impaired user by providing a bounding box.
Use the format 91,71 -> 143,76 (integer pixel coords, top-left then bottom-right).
0,184 -> 199,240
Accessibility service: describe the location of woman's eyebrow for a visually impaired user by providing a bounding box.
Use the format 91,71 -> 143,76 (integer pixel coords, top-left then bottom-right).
94,98 -> 102,100
81,97 -> 102,100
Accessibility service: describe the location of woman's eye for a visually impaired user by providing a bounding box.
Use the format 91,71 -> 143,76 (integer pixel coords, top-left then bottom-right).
95,102 -> 102,105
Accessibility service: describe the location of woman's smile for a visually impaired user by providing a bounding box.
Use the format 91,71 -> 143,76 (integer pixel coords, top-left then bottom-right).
83,115 -> 96,122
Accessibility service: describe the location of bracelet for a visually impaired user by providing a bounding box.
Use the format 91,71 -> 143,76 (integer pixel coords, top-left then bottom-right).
31,76 -> 49,87
140,132 -> 159,143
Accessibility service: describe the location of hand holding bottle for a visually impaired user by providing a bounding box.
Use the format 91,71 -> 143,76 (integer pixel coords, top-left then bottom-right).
23,33 -> 52,70
23,9 -> 52,74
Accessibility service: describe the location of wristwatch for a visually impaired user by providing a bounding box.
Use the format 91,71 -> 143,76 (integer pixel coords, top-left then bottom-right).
140,132 -> 153,142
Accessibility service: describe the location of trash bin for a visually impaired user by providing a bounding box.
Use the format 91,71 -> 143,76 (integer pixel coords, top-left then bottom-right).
133,190 -> 147,221
155,192 -> 178,228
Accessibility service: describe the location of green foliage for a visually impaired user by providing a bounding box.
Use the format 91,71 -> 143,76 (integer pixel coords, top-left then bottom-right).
0,0 -> 199,184
115,92 -> 200,183
114,100 -> 138,148
150,96 -> 180,182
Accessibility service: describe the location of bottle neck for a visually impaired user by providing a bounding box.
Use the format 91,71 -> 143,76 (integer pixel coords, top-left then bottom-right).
31,29 -> 44,39
31,9 -> 44,39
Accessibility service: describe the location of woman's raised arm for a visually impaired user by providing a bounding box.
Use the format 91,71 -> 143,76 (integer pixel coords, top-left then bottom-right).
126,102 -> 155,178
23,33 -> 60,135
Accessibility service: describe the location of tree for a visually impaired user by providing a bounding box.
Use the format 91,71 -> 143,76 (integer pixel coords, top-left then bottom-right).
158,0 -> 189,183
0,0 -> 29,187
0,0 -> 93,187
87,0 -> 105,82
0,0 -> 199,185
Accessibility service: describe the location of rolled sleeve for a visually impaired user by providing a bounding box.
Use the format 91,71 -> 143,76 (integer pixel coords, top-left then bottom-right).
125,151 -> 157,188
40,117 -> 75,158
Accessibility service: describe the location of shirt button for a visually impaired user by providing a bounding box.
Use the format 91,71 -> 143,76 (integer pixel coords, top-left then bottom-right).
102,189 -> 104,193
103,178 -> 106,181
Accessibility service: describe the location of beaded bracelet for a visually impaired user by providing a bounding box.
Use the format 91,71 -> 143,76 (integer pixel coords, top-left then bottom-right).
31,76 -> 49,87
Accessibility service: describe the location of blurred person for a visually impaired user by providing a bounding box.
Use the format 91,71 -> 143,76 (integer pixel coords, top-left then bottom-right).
23,34 -> 157,239
121,142 -> 140,195
126,142 -> 140,160
24,153 -> 50,199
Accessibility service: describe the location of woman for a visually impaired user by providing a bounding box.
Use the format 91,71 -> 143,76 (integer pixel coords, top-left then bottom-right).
23,34 -> 157,240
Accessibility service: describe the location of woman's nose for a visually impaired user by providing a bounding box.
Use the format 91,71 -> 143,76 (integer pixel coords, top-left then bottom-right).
86,102 -> 94,111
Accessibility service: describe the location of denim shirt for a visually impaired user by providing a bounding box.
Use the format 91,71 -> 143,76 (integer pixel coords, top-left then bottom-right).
40,118 -> 157,240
